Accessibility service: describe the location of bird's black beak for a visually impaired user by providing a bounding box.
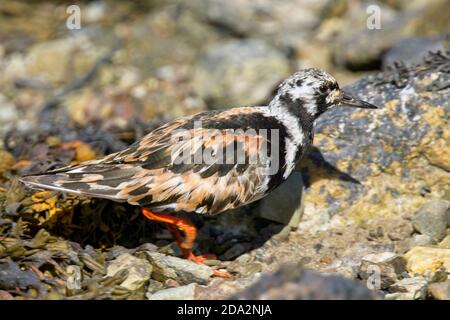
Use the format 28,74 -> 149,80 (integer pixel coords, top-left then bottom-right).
339,90 -> 378,109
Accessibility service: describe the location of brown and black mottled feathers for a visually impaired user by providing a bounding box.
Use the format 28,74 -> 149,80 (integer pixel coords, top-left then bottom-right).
21,107 -> 282,215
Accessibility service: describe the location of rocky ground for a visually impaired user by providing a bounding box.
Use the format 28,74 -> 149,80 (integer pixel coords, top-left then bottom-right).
0,0 -> 449,300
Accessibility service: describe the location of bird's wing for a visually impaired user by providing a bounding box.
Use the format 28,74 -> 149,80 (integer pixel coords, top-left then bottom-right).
21,108 -> 276,214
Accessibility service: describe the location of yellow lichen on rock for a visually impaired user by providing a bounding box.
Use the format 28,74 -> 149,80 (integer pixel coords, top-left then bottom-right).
29,191 -> 75,226
384,99 -> 408,128
346,169 -> 430,223
404,246 -> 450,275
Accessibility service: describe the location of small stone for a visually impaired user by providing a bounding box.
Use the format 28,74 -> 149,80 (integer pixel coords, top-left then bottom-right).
240,263 -> 263,277
426,270 -> 448,283
106,253 -> 152,291
412,200 -> 450,242
427,281 -> 450,300
389,277 -> 428,299
164,279 -> 180,288
66,265 -> 82,296
384,292 -> 416,300
358,252 -> 406,289
145,252 -> 213,285
147,279 -> 164,294
386,218 -> 414,241
438,235 -> 450,249
105,246 -> 131,261
146,283 -> 198,300
404,246 -> 450,275
256,171 -> 305,229
235,253 -> 252,265
411,234 -> 434,247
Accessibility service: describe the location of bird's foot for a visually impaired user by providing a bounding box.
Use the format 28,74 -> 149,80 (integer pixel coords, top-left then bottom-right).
185,252 -> 232,278
141,208 -> 232,278
185,251 -> 216,264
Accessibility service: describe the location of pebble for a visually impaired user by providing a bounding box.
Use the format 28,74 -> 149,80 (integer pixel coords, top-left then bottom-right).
145,252 -> 213,285
66,265 -> 82,295
412,200 -> 450,242
410,234 -> 434,247
358,252 -> 406,289
438,235 -> 450,249
147,279 -> 164,294
389,277 -> 428,300
106,253 -> 153,291
146,283 -> 197,300
427,281 -> 450,300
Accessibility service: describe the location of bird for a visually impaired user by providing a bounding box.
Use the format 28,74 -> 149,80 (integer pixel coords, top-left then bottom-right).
20,68 -> 378,277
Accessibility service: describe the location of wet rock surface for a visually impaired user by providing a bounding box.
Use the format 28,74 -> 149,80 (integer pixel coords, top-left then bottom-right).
0,0 -> 449,300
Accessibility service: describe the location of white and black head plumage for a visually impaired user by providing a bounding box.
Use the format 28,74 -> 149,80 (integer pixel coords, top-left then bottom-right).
270,68 -> 377,119
20,68 -> 378,216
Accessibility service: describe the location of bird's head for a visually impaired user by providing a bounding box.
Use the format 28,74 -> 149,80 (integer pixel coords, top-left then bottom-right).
270,68 -> 378,120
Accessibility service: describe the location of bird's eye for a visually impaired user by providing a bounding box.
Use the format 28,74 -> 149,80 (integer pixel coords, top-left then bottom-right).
319,84 -> 328,93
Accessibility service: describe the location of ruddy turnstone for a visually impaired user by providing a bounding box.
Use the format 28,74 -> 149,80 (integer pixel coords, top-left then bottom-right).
20,68 -> 377,277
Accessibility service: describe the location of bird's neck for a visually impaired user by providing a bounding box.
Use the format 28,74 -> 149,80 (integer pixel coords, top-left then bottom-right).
268,95 -> 317,134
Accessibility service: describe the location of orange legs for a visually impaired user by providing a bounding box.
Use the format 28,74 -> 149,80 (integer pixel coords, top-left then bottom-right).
141,208 -> 231,278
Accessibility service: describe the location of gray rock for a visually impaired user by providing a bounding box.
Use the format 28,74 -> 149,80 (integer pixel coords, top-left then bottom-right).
230,264 -> 377,300
382,36 -> 446,69
124,5 -> 225,75
358,252 -> 407,289
389,276 -> 428,299
303,50 -> 450,222
183,0 -> 331,49
193,39 -> 289,108
147,283 -> 198,300
22,32 -> 113,86
333,1 -> 450,70
412,200 -> 450,242
0,258 -> 41,291
256,171 -> 305,229
145,252 -> 213,285
427,281 -> 450,300
106,253 -> 153,291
